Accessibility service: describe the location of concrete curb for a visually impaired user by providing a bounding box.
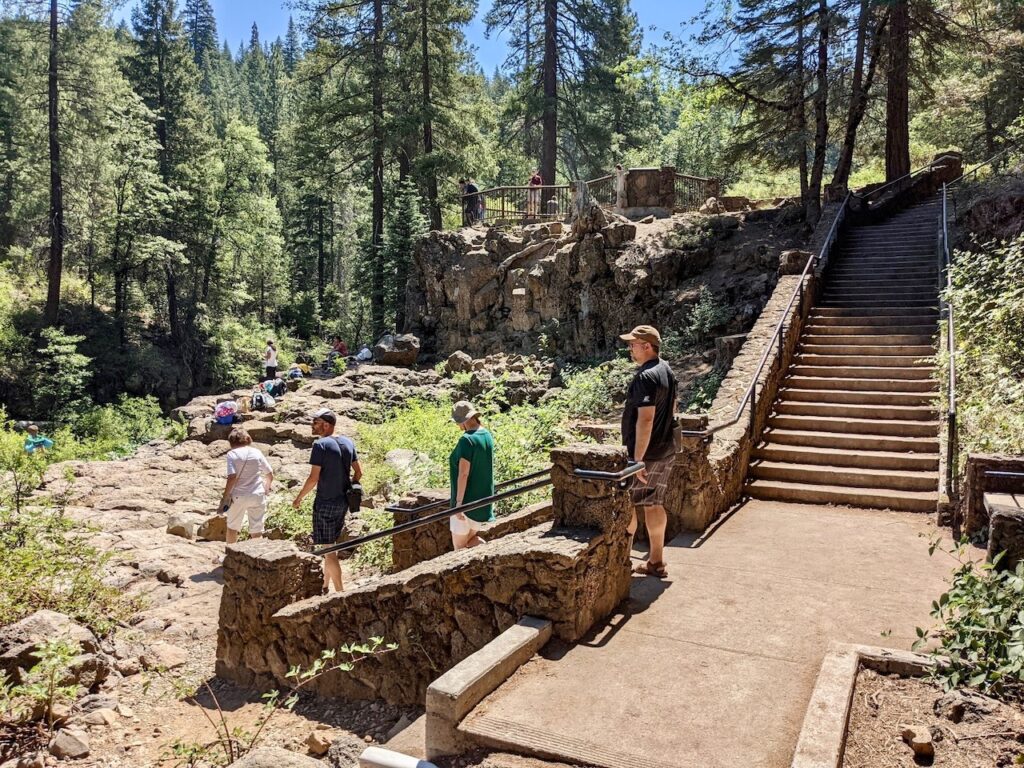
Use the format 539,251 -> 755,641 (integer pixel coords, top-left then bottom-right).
425,615 -> 552,760
790,643 -> 935,768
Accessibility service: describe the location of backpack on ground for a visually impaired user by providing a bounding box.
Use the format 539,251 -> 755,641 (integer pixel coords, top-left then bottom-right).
214,400 -> 238,425
251,390 -> 274,411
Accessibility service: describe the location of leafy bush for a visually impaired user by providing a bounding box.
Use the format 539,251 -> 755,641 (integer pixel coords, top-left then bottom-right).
352,508 -> 395,571
685,370 -> 725,412
916,542 -> 1024,699
945,235 -> 1024,459
33,328 -> 92,429
0,639 -> 80,729
205,317 -> 299,390
265,494 -> 313,541
685,288 -> 730,347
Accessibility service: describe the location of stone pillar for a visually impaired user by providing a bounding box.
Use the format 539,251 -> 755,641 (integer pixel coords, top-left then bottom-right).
962,454 -> 1024,535
549,443 -> 633,637
390,489 -> 451,571
216,539 -> 323,688
988,508 -> 1024,571
663,414 -> 718,534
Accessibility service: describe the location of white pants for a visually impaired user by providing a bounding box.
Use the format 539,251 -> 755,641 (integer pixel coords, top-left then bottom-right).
450,514 -> 483,536
227,493 -> 267,534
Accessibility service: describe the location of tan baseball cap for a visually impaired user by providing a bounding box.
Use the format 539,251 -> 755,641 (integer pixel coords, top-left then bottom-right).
451,401 -> 479,425
619,325 -> 662,345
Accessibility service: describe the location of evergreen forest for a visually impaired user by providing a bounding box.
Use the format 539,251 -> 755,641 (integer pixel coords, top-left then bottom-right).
0,0 -> 1022,418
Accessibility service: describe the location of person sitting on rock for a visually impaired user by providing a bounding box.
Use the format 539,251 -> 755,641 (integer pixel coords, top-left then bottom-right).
449,401 -> 495,550
293,409 -> 362,592
218,427 -> 274,546
23,424 -> 54,454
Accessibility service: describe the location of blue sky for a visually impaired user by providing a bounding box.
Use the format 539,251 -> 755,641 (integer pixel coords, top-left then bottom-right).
116,0 -> 704,72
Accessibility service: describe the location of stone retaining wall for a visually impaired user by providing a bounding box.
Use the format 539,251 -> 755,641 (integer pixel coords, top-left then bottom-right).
216,444 -> 631,705
391,495 -> 553,571
960,453 -> 1024,535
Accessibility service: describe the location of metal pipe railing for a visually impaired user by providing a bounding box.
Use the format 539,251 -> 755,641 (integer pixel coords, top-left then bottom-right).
384,468 -> 553,515
678,193 -> 851,441
573,461 -> 645,482
855,152 -> 962,206
939,182 -> 959,499
985,471 -> 1024,480
313,472 -> 553,557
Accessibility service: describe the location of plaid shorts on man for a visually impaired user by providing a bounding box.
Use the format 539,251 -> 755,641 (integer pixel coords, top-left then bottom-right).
630,455 -> 673,507
312,501 -> 347,545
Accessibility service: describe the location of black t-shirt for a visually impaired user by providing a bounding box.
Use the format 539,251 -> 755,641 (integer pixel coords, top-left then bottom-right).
310,435 -> 357,506
464,183 -> 479,204
621,358 -> 677,461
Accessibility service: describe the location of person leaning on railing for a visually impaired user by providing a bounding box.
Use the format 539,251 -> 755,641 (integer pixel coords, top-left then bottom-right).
448,401 -> 495,550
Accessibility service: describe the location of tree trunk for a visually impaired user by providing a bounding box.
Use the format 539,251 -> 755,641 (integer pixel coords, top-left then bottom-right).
370,0 -> 386,338
885,0 -> 910,181
317,202 -> 325,309
832,2 -> 887,189
0,126 -> 14,252
806,0 -> 830,223
421,0 -> 441,229
795,0 -> 809,212
44,0 -> 64,328
540,0 -> 557,208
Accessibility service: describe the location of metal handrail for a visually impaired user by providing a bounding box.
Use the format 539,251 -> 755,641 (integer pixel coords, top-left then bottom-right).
573,461 -> 645,482
313,473 -> 553,557
678,193 -> 851,440
384,467 -> 552,515
854,152 -> 962,204
948,140 -> 1023,188
939,182 -> 959,499
675,172 -> 715,183
985,471 -> 1024,480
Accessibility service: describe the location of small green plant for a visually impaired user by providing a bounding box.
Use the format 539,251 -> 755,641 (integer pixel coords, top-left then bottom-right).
915,539 -> 1024,699
685,370 -> 725,412
164,638 -> 396,766
352,508 -> 395,572
0,639 -> 81,730
684,288 -> 730,347
265,494 -> 313,540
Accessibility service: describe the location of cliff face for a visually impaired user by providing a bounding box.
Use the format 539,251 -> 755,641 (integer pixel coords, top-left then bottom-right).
405,205 -> 806,359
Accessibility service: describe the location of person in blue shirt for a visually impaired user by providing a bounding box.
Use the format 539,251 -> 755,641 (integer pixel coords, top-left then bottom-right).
24,424 -> 54,454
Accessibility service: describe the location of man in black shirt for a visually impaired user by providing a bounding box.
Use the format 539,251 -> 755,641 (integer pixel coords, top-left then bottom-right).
620,325 -> 677,578
293,409 -> 362,592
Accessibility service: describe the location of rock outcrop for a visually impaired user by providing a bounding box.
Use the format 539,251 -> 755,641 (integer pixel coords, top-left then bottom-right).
407,209 -> 804,359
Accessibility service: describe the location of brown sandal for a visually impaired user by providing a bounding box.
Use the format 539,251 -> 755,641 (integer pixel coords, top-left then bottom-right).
633,560 -> 668,578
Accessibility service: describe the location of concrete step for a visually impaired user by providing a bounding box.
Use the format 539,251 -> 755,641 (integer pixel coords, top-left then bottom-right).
826,278 -> 938,289
794,353 -> 933,368
791,364 -> 934,380
800,344 -> 936,356
785,375 -> 937,393
746,479 -> 938,512
802,334 -> 935,346
812,306 -> 939,318
780,386 -> 936,406
752,443 -> 940,471
829,268 -> 938,279
818,300 -> 939,308
804,325 -> 937,339
762,427 -> 940,453
822,294 -> 938,305
775,400 -> 938,421
768,413 -> 939,437
749,460 -> 939,492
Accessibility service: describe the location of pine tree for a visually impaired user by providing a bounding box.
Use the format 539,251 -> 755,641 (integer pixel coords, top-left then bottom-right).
382,179 -> 427,329
182,0 -> 217,69
283,16 -> 301,74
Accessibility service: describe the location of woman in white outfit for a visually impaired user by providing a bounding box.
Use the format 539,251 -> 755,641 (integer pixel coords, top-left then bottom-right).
264,339 -> 278,380
219,427 -> 274,544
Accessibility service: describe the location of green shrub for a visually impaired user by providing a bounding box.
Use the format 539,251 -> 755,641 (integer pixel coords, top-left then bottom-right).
33,328 -> 93,428
204,317 -> 299,390
685,369 -> 725,412
916,541 -> 1024,698
265,494 -> 313,540
0,639 -> 81,729
944,235 -> 1024,460
685,288 -> 730,347
352,508 -> 395,571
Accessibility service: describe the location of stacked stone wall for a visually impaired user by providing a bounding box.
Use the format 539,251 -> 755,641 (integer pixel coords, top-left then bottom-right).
215,445 -> 631,705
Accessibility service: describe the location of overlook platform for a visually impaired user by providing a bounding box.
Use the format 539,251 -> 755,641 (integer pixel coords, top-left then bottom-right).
456,499 -> 954,767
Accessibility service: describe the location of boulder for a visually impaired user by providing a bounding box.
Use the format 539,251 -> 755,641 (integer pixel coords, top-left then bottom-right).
231,747 -> 324,767
443,350 -> 473,375
49,730 -> 90,760
779,249 -> 813,275
699,197 -> 725,214
305,729 -> 332,756
934,689 -> 999,723
372,334 -> 420,367
0,611 -> 104,686
140,643 -> 189,671
899,724 -> 934,759
198,513 -> 228,542
80,708 -> 118,727
165,514 -> 196,539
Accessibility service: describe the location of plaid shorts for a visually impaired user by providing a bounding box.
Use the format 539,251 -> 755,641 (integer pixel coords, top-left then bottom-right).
630,455 -> 674,508
312,501 -> 347,546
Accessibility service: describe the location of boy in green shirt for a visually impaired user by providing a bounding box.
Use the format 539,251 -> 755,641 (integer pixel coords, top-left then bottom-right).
448,401 -> 495,550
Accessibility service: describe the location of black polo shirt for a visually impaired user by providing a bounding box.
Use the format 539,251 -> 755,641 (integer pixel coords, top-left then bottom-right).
621,358 -> 677,461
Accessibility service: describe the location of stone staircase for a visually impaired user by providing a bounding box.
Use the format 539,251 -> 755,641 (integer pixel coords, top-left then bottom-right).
747,199 -> 942,512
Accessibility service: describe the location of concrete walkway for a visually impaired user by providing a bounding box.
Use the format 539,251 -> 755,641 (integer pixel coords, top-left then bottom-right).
460,500 -> 957,768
